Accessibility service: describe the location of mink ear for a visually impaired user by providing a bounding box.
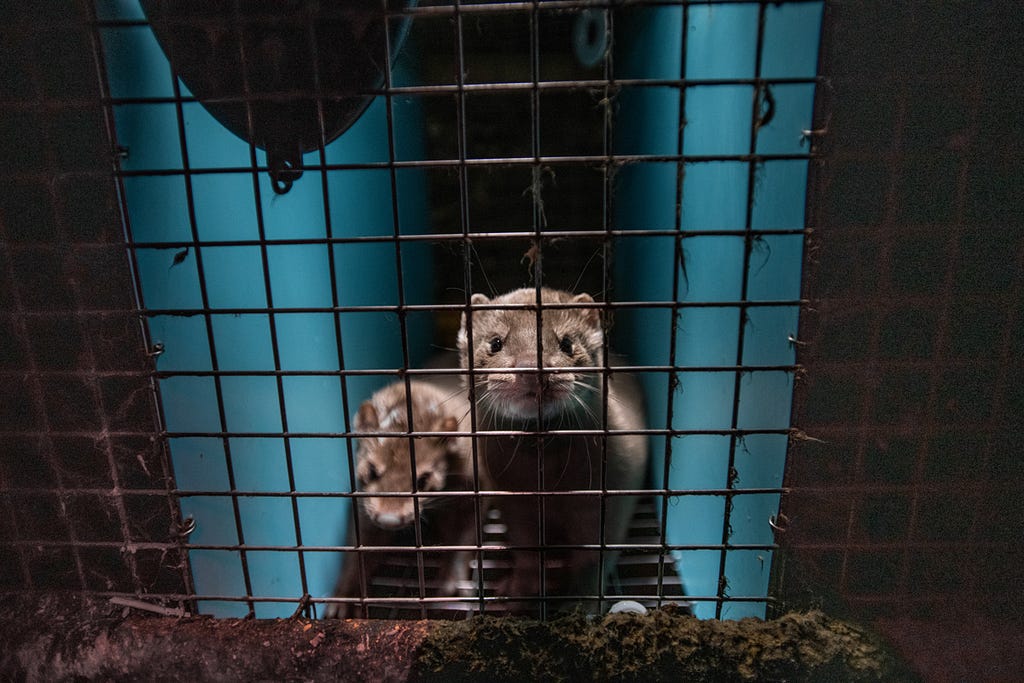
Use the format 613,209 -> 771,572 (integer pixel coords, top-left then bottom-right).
571,292 -> 600,327
460,294 -> 491,350
355,401 -> 378,431
434,415 -> 458,434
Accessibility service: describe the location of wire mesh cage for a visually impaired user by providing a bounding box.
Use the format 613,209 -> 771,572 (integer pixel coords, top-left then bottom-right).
1,0 -> 1022,678
34,0 -> 822,621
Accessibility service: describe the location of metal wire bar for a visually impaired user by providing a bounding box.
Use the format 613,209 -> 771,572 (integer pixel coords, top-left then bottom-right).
95,75 -> 822,105
124,227 -> 813,249
0,539 -> 781,554
166,57 -> 257,618
0,588 -> 779,605
716,1 -> 768,620
109,151 -> 816,177
527,0 -> 551,620
234,0 -> 312,611
150,427 -> 798,440
4,486 -> 792,500
145,364 -> 802,379
128,300 -> 808,317
87,0 -> 827,29
452,0 -> 490,616
596,0 -> 617,613
307,16 -> 366,624
16,479 -> 1011,499
657,0 -> 691,609
0,299 -> 812,323
380,0 -> 430,619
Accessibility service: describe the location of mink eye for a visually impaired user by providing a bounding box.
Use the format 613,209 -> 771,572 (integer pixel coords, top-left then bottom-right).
365,463 -> 380,483
559,335 -> 574,356
416,473 -> 432,491
488,336 -> 503,354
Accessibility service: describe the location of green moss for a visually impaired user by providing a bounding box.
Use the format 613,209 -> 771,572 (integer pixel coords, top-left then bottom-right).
414,608 -> 914,682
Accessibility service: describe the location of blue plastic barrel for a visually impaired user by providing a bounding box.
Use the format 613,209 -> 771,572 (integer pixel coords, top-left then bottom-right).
614,2 -> 823,619
99,0 -> 431,617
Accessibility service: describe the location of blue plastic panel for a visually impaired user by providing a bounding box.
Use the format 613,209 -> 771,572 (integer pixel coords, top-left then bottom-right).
615,1 -> 823,619
101,0 -> 431,617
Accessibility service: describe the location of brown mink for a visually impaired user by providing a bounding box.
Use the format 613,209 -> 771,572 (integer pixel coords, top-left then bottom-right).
325,379 -> 484,618
458,287 -> 648,614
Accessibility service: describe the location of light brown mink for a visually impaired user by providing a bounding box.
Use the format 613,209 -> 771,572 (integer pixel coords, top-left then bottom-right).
457,287 -> 649,614
324,379 -> 485,619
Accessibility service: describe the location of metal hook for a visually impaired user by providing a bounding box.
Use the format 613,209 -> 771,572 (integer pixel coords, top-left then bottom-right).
768,512 -> 790,533
268,149 -> 303,195
174,515 -> 196,539
800,126 -> 828,142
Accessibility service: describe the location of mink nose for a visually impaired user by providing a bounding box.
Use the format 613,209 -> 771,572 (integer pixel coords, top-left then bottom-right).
374,513 -> 406,529
512,361 -> 548,389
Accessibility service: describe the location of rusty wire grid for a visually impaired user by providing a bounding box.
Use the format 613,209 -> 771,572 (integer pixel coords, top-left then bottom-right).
0,2 -> 192,603
5,0 -> 818,620
21,0 -> 1023,633
777,1 -> 1024,629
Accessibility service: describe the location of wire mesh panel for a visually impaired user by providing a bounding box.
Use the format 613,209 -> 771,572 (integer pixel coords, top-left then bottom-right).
90,0 -> 824,620
4,3 -> 1023,678
0,0 -> 824,621
94,0 -> 440,618
0,1 -> 192,605
613,1 -> 822,619
778,2 -> 1024,636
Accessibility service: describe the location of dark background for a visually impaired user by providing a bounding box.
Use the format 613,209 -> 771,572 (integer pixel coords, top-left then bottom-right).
0,2 -> 191,597
778,2 -> 1024,677
782,0 -> 1023,621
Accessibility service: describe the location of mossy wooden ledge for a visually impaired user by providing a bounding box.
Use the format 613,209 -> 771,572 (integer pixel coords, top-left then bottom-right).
416,607 -> 913,682
0,596 -> 912,682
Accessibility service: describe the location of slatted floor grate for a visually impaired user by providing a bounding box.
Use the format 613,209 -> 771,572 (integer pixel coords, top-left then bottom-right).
345,498 -> 692,620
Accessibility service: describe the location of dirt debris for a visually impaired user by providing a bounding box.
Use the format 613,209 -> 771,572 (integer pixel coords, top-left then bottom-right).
415,606 -> 915,682
0,595 -> 913,682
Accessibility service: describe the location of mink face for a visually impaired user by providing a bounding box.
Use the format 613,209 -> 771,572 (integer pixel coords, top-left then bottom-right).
353,381 -> 467,529
457,288 -> 604,422
355,431 -> 452,529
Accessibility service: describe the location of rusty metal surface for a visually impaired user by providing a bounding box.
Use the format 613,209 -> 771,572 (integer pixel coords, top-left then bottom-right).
780,0 -> 1024,624
0,0 -> 190,599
